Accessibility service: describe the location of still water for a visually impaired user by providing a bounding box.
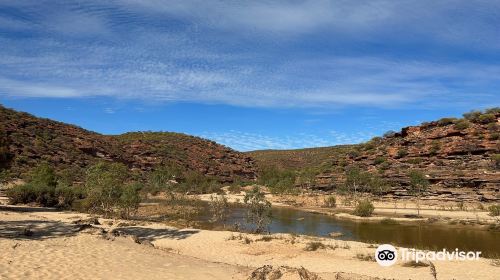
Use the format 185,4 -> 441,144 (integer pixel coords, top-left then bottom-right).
195,205 -> 500,257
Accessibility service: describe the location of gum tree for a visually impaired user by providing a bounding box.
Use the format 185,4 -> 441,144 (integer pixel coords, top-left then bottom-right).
244,186 -> 272,233
408,170 -> 430,216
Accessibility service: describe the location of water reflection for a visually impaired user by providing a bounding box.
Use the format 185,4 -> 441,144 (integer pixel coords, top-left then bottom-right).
217,206 -> 500,257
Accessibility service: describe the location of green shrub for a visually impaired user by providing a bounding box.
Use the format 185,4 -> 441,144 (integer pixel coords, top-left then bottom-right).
30,162 -> 58,188
145,164 -> 183,195
383,130 -> 397,138
485,107 -> 500,114
490,133 -> 499,141
348,149 -> 361,158
463,110 -> 482,122
407,157 -> 423,164
429,141 -> 440,155
180,170 -> 222,194
437,117 -> 457,126
492,154 -> 500,168
374,156 -> 386,165
6,163 -> 60,207
119,183 -> 142,218
83,161 -> 140,217
324,196 -> 336,208
453,119 -> 470,130
258,166 -> 296,194
488,205 -> 500,216
478,113 -> 496,124
228,184 -> 243,194
354,199 -> 375,217
6,183 -> 57,206
55,184 -> 84,209
244,186 -> 272,233
396,149 -> 408,158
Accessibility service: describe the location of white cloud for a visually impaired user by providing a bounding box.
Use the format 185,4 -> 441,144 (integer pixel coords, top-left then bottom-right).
0,78 -> 81,98
0,0 -> 499,110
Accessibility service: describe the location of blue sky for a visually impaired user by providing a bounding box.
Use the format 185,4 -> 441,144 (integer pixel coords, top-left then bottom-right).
1,1 -> 499,151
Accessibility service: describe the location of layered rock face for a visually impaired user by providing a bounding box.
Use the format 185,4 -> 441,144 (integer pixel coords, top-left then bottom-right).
318,114 -> 500,202
0,105 -> 257,183
249,112 -> 499,202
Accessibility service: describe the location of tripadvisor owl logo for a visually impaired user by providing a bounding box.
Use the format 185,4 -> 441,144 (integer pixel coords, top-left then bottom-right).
374,244 -> 482,267
375,244 -> 398,266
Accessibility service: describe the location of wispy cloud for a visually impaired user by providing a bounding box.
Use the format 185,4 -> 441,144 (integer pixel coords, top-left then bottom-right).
0,0 -> 499,110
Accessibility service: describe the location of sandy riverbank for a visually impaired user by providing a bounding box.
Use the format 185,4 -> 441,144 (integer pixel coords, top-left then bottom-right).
1,206 -> 498,280
198,190 -> 499,225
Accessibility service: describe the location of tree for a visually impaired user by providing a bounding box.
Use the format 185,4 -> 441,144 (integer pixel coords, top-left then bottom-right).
408,170 -> 430,216
119,183 -> 141,218
344,167 -> 371,197
244,186 -> 272,233
148,163 -> 182,198
258,166 -> 296,194
84,161 -> 131,217
209,194 -> 229,226
369,174 -> 390,196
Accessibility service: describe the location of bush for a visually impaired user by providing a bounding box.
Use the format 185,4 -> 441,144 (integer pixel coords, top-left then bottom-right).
492,154 -> 500,169
7,183 -> 57,206
323,196 -> 336,208
258,166 -> 296,194
55,184 -> 84,208
305,241 -> 326,251
453,119 -> 470,130
396,149 -> 408,158
119,183 -> 142,218
407,157 -> 423,164
463,110 -> 482,122
209,194 -> 229,224
180,170 -> 222,194
6,163 -> 59,207
485,107 -> 500,114
244,186 -> 272,233
490,133 -> 499,141
374,156 -> 386,165
488,205 -> 500,216
83,161 -> 140,217
478,113 -> 496,124
383,130 -> 397,138
429,141 -> 440,155
437,117 -> 457,126
354,199 -> 375,217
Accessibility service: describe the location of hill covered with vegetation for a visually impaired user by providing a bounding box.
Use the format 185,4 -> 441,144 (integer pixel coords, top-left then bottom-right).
0,105 -> 257,187
248,108 -> 500,202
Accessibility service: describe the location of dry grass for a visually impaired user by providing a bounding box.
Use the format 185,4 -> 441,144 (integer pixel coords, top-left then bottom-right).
355,253 -> 375,262
304,241 -> 337,251
402,260 -> 430,268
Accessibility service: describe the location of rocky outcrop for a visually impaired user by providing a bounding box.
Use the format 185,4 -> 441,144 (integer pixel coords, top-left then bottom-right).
250,111 -> 500,202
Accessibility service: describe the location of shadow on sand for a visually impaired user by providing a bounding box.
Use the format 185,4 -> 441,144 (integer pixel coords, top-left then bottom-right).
114,226 -> 199,241
0,219 -> 81,240
0,205 -> 59,213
